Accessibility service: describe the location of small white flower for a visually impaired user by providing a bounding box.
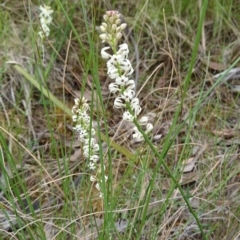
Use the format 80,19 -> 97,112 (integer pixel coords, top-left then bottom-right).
82,114 -> 90,124
130,97 -> 139,106
90,155 -> 100,163
117,43 -> 129,58
114,97 -> 125,108
92,143 -> 99,152
83,145 -> 90,157
120,59 -> 134,76
73,124 -> 83,132
78,129 -> 88,141
39,5 -> 53,19
89,162 -> 96,170
82,103 -> 90,112
115,76 -> 129,86
108,54 -> 125,66
95,183 -> 100,191
108,66 -> 120,79
89,138 -> 99,151
146,123 -> 153,133
125,80 -> 135,90
123,111 -> 134,122
132,127 -> 144,142
90,175 -> 96,182
131,98 -> 142,116
72,115 -> 78,122
109,83 -> 120,93
91,128 -> 96,136
122,89 -> 135,102
139,116 -> 148,125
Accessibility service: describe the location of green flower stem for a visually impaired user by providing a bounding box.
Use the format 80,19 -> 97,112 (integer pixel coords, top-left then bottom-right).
12,64 -> 134,161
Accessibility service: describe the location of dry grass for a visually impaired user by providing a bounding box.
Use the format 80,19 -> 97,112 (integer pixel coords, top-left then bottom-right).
1,0 -> 240,239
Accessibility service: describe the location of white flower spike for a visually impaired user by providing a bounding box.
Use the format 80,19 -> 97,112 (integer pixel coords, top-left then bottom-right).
72,96 -> 106,198
99,10 -> 154,142
38,5 -> 53,38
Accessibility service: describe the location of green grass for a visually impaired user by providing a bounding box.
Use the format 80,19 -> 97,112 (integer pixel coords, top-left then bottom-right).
1,0 -> 240,239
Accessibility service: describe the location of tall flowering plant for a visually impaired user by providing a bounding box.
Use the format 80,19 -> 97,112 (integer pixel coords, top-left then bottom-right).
72,11 -> 154,198
99,11 -> 153,142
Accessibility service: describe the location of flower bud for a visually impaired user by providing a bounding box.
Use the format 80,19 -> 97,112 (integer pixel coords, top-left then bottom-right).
103,14 -> 108,21
109,16 -> 114,23
99,33 -> 108,41
120,23 -> 127,30
115,19 -> 121,25
116,32 -> 122,40
100,25 -> 106,32
101,22 -> 107,28
106,10 -> 119,16
112,24 -> 117,30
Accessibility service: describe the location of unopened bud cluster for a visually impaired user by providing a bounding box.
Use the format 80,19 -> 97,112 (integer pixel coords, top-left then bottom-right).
72,97 -> 107,198
100,11 -> 153,142
99,11 -> 127,51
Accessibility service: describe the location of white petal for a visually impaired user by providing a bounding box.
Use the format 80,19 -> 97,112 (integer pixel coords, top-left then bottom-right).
125,80 -> 135,90
101,46 -> 111,59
